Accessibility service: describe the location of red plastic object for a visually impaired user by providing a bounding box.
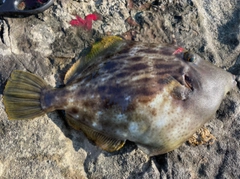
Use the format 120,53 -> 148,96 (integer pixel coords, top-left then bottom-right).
70,13 -> 101,30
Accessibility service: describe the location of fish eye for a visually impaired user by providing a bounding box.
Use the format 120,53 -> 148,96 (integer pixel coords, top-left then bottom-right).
183,52 -> 195,62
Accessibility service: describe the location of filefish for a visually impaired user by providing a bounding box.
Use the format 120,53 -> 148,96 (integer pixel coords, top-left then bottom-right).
3,36 -> 236,156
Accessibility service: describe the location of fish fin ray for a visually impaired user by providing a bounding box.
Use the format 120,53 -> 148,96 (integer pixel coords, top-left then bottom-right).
3,70 -> 49,120
66,113 -> 125,152
64,36 -> 125,84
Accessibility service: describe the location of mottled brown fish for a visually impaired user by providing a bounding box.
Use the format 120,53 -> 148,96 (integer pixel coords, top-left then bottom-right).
3,36 -> 236,156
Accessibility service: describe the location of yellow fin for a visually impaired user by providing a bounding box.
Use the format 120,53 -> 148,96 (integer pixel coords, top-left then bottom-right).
3,70 -> 49,120
66,114 -> 125,152
64,36 -> 125,84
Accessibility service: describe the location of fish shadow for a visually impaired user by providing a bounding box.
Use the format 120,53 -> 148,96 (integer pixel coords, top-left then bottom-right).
47,110 -> 137,155
46,110 -> 174,177
0,76 -> 6,95
48,111 -> 171,178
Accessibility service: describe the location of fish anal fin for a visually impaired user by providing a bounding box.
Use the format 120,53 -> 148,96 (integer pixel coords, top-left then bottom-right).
66,114 -> 125,152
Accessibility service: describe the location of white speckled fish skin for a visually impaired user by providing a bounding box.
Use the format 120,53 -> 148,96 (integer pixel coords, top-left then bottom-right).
41,40 -> 235,156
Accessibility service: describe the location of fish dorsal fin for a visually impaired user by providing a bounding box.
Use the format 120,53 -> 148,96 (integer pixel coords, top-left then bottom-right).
64,36 -> 125,84
66,113 -> 125,152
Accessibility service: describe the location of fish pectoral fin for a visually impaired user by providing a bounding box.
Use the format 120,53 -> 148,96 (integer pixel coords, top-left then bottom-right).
66,114 -> 125,152
165,76 -> 192,100
171,85 -> 192,100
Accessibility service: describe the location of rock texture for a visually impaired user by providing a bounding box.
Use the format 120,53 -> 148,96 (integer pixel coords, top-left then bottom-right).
0,0 -> 240,178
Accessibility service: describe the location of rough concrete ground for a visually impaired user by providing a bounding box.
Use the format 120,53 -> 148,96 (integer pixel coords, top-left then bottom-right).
0,0 -> 239,178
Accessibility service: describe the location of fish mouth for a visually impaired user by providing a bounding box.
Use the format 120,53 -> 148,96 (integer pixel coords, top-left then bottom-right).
183,74 -> 194,91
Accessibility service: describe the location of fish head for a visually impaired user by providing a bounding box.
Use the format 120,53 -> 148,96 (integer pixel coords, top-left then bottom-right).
177,51 -> 236,116
137,49 -> 236,156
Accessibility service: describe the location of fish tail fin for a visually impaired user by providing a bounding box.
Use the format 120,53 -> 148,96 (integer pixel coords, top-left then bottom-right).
3,70 -> 50,120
